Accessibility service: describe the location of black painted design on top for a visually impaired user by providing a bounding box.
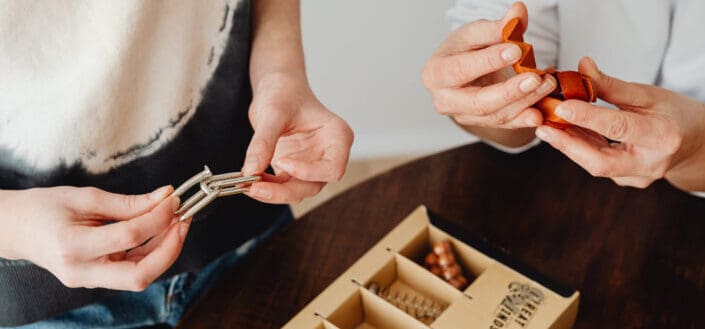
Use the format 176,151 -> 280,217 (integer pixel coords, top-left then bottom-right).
208,46 -> 215,65
219,4 -> 230,32
108,106 -> 191,161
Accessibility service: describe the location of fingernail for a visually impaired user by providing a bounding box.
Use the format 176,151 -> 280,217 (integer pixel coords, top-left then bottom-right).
519,77 -> 541,93
169,197 -> 181,212
535,127 -> 554,142
242,158 -> 259,175
252,188 -> 272,200
149,186 -> 172,200
537,79 -> 555,94
275,160 -> 294,174
179,222 -> 190,240
242,156 -> 259,175
525,115 -> 540,127
501,45 -> 521,62
554,104 -> 573,120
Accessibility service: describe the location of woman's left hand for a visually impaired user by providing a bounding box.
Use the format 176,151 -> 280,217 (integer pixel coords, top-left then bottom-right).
535,57 -> 705,191
241,73 -> 354,204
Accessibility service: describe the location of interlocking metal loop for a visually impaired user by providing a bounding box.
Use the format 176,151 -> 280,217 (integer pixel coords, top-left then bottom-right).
172,165 -> 260,221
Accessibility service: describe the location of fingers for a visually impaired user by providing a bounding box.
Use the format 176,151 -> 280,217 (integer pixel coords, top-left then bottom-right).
121,222 -> 171,260
70,186 -> 173,220
578,57 -> 655,108
246,179 -> 325,204
76,221 -> 189,291
242,111 -> 289,176
502,2 -> 529,33
508,108 -> 544,128
535,125 -> 638,178
437,73 -> 555,128
125,218 -> 191,262
538,124 -> 673,180
81,197 -> 181,257
271,123 -> 352,182
424,43 -> 523,88
443,73 -> 551,115
274,157 -> 347,183
552,100 -> 660,145
258,172 -> 291,184
424,2 -> 529,88
437,2 -> 528,55
564,126 -> 609,147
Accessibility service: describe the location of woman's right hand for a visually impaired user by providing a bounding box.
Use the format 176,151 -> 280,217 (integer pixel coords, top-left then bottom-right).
422,2 -> 555,130
0,186 -> 189,291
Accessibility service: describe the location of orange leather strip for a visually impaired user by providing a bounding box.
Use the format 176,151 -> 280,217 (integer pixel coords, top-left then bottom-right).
502,18 -> 597,128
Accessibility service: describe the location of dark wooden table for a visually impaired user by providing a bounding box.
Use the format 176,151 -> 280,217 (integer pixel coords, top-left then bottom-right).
176,143 -> 705,329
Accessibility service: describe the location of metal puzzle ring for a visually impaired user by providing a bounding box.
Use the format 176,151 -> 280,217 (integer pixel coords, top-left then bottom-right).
172,165 -> 260,222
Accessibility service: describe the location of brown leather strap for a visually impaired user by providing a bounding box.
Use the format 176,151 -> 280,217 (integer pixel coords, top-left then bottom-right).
502,18 -> 596,128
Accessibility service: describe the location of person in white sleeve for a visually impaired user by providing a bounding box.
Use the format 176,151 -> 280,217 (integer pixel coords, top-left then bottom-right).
423,0 -> 705,193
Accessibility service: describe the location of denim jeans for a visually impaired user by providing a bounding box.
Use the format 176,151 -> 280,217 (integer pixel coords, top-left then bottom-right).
8,209 -> 293,329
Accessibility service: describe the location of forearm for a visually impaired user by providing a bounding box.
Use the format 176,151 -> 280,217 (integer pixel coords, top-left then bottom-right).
0,189 -> 22,260
459,125 -> 538,148
250,0 -> 307,91
666,142 -> 705,192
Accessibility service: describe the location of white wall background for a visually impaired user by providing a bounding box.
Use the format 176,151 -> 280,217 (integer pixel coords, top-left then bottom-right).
301,0 -> 478,160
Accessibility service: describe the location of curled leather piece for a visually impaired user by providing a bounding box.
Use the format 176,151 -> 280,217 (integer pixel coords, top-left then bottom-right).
502,18 -> 596,128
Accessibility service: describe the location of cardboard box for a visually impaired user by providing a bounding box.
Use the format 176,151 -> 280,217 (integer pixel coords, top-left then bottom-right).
284,206 -> 579,329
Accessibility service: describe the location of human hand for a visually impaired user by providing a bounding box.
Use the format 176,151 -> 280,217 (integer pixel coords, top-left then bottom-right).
0,186 -> 189,291
535,57 -> 705,191
241,73 -> 354,204
422,2 -> 556,130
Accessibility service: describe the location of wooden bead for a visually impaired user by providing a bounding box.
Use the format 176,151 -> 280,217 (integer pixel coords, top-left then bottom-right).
449,276 -> 468,290
437,253 -> 455,267
442,264 -> 461,280
433,241 -> 452,255
424,253 -> 439,266
423,240 -> 473,291
430,265 -> 442,276
455,276 -> 468,288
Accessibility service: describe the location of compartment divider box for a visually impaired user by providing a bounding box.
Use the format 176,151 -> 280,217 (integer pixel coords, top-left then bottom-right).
284,206 -> 579,329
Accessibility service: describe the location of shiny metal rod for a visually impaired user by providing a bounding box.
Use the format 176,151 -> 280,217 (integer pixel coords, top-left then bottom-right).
171,165 -> 259,222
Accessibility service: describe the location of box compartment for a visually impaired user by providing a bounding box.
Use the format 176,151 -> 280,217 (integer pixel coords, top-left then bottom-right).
323,288 -> 429,329
397,221 -> 494,292
284,206 -> 579,329
358,253 -> 463,324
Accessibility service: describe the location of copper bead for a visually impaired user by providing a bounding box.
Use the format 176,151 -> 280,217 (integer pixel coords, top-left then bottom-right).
423,240 -> 470,290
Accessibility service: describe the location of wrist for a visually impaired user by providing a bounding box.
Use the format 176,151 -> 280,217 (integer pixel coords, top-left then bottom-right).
252,71 -> 310,95
665,103 -> 705,191
666,139 -> 705,192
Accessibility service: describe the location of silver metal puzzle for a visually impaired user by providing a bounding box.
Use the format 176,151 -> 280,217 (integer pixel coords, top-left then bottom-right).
172,165 -> 260,221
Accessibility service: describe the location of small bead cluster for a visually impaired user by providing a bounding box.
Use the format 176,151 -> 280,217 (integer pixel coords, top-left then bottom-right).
424,241 -> 469,290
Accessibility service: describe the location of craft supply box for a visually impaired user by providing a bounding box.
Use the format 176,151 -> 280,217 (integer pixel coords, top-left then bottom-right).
283,206 -> 579,329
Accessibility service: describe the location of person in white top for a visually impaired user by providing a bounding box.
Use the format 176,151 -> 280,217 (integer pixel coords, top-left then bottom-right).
423,1 -> 705,192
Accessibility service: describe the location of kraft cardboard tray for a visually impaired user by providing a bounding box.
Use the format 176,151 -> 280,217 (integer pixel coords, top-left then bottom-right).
283,206 -> 579,329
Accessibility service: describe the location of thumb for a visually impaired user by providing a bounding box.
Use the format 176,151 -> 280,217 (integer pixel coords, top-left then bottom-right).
242,110 -> 289,176
73,185 -> 174,220
578,56 -> 651,107
500,2 -> 529,33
